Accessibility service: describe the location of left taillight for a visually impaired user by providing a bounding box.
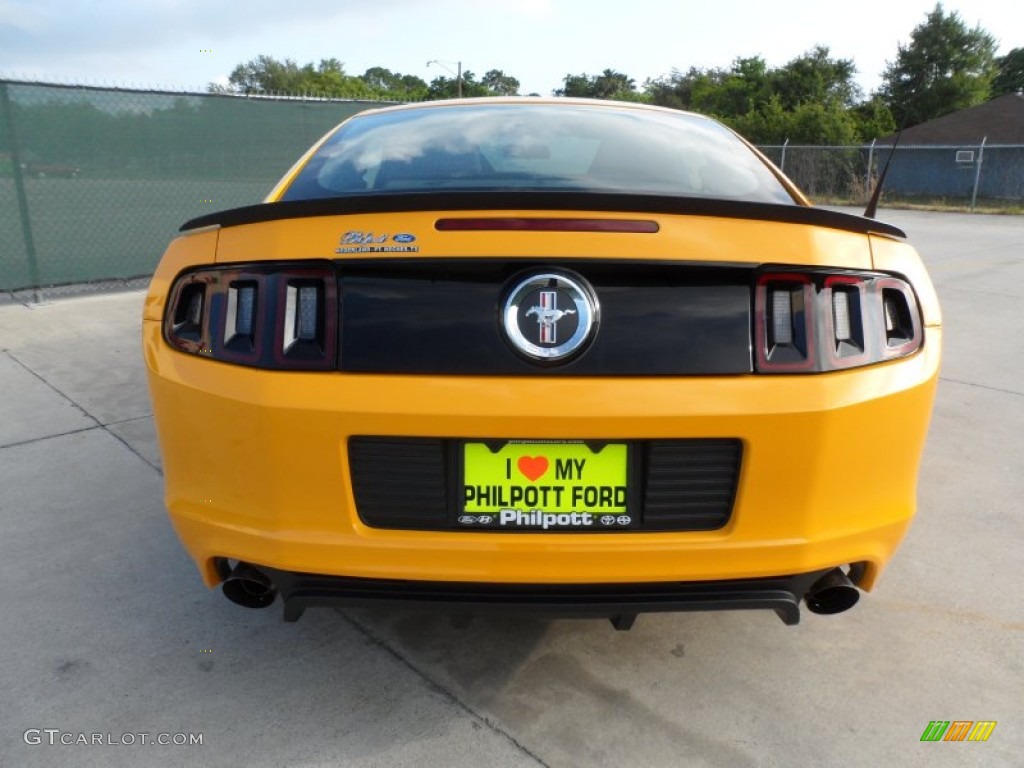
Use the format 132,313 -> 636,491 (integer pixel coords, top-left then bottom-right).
164,264 -> 337,370
755,269 -> 923,373
170,280 -> 207,347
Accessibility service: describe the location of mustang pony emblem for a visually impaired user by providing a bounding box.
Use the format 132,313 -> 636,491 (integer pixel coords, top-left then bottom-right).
526,291 -> 576,344
502,271 -> 598,362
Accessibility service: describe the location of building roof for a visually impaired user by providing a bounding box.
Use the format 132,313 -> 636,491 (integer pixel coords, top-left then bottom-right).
881,92 -> 1024,145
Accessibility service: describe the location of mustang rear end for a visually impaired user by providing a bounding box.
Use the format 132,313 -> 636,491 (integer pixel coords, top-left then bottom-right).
143,99 -> 940,628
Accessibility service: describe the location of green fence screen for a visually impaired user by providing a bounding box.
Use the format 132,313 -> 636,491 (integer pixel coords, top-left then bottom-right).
0,80 -> 392,292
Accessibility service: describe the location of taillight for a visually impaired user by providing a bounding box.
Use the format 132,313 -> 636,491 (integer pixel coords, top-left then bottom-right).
824,275 -> 868,367
224,281 -> 257,351
755,269 -> 923,373
170,280 -> 207,347
877,278 -> 922,359
165,263 -> 337,370
754,274 -> 815,372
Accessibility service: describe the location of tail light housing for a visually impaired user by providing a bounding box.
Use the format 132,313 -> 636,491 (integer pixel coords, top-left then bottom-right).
755,269 -> 923,373
877,278 -> 923,359
169,280 -> 208,348
165,263 -> 337,370
754,273 -> 815,372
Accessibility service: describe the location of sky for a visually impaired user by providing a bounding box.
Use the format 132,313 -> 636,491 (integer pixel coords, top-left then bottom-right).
0,0 -> 1021,98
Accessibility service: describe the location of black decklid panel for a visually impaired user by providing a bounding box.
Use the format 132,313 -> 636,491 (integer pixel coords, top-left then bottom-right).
339,260 -> 753,375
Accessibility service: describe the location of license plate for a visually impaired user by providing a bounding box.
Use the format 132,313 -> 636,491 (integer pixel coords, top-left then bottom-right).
459,441 -> 632,531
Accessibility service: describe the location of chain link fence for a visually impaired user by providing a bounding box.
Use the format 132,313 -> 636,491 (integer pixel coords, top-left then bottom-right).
0,80 -> 394,296
759,142 -> 1024,209
2,80 -> 1022,297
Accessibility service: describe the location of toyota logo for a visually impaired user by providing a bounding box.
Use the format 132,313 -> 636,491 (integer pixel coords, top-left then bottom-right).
502,271 -> 599,362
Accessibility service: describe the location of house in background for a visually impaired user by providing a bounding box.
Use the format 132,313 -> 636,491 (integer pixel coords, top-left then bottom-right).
877,91 -> 1024,201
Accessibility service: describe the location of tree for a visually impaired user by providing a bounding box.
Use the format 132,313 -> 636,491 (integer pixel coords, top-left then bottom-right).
360,66 -> 401,92
306,58 -> 370,98
851,97 -> 898,140
223,55 -> 308,94
725,97 -> 862,145
592,69 -> 639,100
879,3 -> 997,127
214,55 -> 374,98
555,73 -> 594,98
643,67 -> 703,111
481,69 -> 520,96
772,46 -> 860,109
359,67 -> 428,100
554,70 -> 643,101
426,70 -> 490,99
644,52 -> 874,144
644,63 -> 757,116
784,102 -> 862,145
703,57 -> 771,116
725,95 -> 790,144
644,50 -> 858,120
993,48 -> 1024,96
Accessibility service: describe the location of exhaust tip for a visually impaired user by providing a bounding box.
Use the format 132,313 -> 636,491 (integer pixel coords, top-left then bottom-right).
805,567 -> 860,615
222,562 -> 277,609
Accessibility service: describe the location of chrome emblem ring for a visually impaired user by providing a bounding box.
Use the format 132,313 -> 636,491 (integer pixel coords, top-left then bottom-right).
502,271 -> 599,362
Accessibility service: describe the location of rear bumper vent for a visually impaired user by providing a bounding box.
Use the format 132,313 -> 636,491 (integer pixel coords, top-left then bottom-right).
642,440 -> 742,531
348,438 -> 449,529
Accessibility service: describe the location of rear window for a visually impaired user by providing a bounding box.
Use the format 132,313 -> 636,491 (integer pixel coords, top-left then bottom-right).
281,103 -> 795,205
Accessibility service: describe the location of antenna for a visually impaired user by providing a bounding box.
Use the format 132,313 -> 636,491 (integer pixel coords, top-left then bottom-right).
864,128 -> 903,220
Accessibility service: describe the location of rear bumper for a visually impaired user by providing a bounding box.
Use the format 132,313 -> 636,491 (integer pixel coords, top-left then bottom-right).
144,321 -> 941,592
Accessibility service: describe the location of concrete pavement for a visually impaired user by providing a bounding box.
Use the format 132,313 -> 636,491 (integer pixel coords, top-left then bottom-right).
1,209 -> 1021,767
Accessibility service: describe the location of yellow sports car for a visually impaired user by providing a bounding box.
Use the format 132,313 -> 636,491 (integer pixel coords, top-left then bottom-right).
143,98 -> 940,629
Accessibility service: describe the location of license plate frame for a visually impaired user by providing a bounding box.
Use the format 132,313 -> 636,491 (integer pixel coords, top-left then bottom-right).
457,440 -> 639,531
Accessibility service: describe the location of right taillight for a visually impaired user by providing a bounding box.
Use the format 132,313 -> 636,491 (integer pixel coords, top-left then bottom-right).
823,275 -> 868,368
877,277 -> 923,359
755,269 -> 923,373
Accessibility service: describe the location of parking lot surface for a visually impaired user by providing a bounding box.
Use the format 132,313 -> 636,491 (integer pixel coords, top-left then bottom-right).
1,209 -> 1021,767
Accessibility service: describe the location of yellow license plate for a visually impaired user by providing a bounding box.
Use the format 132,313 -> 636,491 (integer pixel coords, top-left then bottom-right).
460,441 -> 631,530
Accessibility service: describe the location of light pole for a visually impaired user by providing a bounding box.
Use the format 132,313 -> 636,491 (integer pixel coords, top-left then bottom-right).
426,59 -> 463,98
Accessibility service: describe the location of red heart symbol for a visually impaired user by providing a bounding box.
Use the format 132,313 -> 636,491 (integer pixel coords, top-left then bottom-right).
517,456 -> 549,482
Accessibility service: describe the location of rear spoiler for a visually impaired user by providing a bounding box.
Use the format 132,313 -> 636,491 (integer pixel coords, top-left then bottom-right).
181,191 -> 906,238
